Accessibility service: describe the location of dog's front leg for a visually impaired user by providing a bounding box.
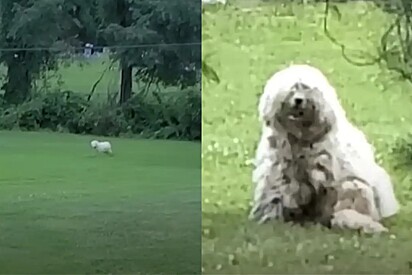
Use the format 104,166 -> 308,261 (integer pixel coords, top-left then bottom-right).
331,209 -> 388,233
249,157 -> 288,224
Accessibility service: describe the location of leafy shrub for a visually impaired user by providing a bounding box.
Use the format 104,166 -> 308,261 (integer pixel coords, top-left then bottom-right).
157,86 -> 201,140
0,86 -> 201,141
0,107 -> 19,130
0,91 -> 89,131
68,104 -> 129,137
122,92 -> 164,134
390,133 -> 412,168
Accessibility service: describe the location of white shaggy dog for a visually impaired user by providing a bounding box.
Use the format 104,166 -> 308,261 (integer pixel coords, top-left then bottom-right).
90,140 -> 113,154
250,64 -> 399,233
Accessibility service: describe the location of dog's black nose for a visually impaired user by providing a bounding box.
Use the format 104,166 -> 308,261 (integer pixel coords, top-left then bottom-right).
294,98 -> 303,106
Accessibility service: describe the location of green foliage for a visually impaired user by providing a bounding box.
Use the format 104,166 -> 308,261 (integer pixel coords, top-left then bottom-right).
202,60 -> 220,84
377,0 -> 412,83
389,133 -> 412,168
98,0 -> 201,88
0,0 -> 200,140
323,0 -> 412,83
0,0 -> 101,104
0,86 -> 201,141
121,86 -> 201,140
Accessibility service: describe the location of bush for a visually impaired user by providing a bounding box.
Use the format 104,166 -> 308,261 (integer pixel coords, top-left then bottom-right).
0,86 -> 201,141
390,133 -> 412,168
68,104 -> 129,137
158,86 -> 201,140
121,86 -> 201,140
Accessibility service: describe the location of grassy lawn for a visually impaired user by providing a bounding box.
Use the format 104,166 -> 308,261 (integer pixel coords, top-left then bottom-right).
0,131 -> 200,274
0,55 -> 119,98
202,1 -> 412,274
53,56 -> 181,97
0,54 -> 180,101
57,55 -> 119,96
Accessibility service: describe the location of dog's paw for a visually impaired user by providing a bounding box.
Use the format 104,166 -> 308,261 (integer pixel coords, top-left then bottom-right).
331,209 -> 388,234
362,221 -> 388,234
248,204 -> 262,221
249,197 -> 283,224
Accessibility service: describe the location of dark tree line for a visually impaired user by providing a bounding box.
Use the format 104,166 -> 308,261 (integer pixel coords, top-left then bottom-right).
0,0 -> 201,105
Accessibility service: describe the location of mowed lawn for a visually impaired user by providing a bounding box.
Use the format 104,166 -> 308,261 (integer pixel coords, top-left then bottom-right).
0,131 -> 200,274
0,55 -> 118,98
2,54 -> 179,98
202,2 -> 412,274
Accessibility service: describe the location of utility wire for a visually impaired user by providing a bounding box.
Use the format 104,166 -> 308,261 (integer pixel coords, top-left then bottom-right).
0,42 -> 201,52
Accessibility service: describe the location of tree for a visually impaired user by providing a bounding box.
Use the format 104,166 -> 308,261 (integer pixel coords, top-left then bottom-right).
97,0 -> 201,104
0,0 -> 99,104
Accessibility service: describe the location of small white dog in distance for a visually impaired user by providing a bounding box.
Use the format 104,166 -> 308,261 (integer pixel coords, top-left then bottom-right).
90,140 -> 113,155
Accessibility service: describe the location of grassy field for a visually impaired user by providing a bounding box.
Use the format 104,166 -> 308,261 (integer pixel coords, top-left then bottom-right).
0,55 -> 119,98
0,54 -> 180,101
202,1 -> 412,274
0,131 -> 200,274
56,55 -> 119,95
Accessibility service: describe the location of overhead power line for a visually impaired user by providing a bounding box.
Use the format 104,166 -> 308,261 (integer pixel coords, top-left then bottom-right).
0,42 -> 201,52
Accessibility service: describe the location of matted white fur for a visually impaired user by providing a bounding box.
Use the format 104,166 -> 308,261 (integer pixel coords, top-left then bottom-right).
332,209 -> 388,234
90,140 -> 112,154
330,177 -> 387,233
251,64 -> 399,230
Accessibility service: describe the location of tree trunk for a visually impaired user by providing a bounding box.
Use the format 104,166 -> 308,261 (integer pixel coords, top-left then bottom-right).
119,63 -> 132,104
3,56 -> 32,104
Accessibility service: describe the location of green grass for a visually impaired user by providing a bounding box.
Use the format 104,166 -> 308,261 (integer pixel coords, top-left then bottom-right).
202,1 -> 412,274
56,56 -> 119,95
0,131 -> 200,274
0,55 -> 119,98
0,54 -> 180,101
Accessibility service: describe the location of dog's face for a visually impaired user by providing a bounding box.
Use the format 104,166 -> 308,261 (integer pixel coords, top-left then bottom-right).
259,65 -> 344,143
279,83 -> 318,127
270,82 -> 335,143
90,140 -> 98,148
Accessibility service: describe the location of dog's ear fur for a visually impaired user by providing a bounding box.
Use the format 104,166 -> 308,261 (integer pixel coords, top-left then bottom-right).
258,81 -> 286,123
258,89 -> 273,123
313,90 -> 337,132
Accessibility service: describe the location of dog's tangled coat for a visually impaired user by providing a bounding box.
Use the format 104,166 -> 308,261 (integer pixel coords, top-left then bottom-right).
250,64 -> 399,233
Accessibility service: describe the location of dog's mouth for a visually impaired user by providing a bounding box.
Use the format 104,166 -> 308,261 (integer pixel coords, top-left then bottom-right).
288,112 -> 304,121
288,108 -> 307,120
287,110 -> 315,128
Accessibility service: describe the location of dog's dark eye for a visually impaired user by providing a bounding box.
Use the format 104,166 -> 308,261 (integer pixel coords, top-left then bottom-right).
298,111 -> 304,116
265,120 -> 271,126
